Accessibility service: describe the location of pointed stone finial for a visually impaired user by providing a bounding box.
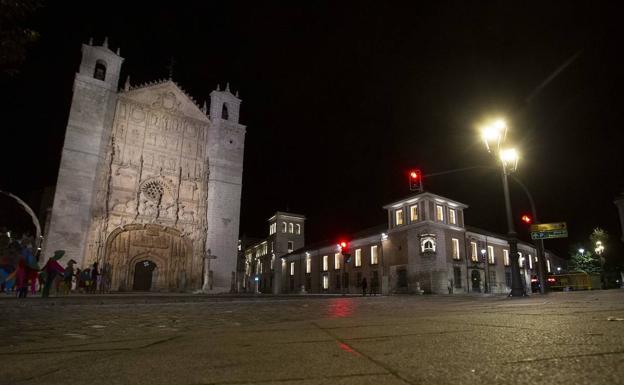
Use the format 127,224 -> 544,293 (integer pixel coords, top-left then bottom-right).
116,47 -> 121,55
102,36 -> 109,48
124,75 -> 131,91
235,90 -> 239,98
88,37 -> 93,45
202,101 -> 207,114
225,82 -> 230,92
216,84 -> 220,91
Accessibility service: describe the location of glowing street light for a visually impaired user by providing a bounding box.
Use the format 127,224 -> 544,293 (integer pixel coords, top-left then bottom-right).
594,241 -> 604,256
480,118 -> 507,152
578,248 -> 585,255
478,117 -> 525,296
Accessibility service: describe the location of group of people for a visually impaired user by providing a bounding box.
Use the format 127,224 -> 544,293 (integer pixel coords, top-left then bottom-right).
0,243 -> 110,298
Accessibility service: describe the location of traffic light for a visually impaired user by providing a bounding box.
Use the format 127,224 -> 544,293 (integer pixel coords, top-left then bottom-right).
408,169 -> 423,192
339,241 -> 351,263
521,214 -> 532,225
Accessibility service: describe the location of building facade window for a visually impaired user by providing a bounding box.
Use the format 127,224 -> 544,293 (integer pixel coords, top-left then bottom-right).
290,262 -> 295,276
322,255 -> 328,271
287,241 -> 294,252
395,209 -> 404,225
370,245 -> 379,264
487,245 -> 495,264
421,235 -> 436,253
295,224 -> 301,234
547,259 -> 551,273
505,271 -> 512,287
334,253 -> 341,270
306,257 -> 311,274
281,222 -> 287,233
322,274 -> 329,290
503,249 -> 510,266
449,209 -> 456,225
436,205 -> 444,221
453,267 -> 462,288
489,270 -> 497,287
355,249 -> 362,267
288,223 -> 294,233
470,241 -> 478,262
518,252 -> 524,268
269,223 -> 276,235
410,205 -> 418,222
271,255 -> 275,270
528,254 -> 533,269
452,238 -> 460,260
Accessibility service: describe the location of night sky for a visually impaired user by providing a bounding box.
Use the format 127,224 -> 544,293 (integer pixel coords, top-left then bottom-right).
1,1 -> 623,259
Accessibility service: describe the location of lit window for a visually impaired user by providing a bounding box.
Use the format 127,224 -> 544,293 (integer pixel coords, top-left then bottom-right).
281,222 -> 287,233
410,205 -> 418,222
322,274 -> 329,290
334,253 -> 341,270
547,259 -> 551,273
371,245 -> 379,265
421,236 -> 436,253
436,205 -> 444,221
452,238 -> 460,260
271,255 -> 275,270
503,249 -> 510,266
306,257 -> 311,274
470,241 -> 478,262
287,241 -> 294,252
269,223 -> 276,235
288,223 -> 294,233
449,209 -> 456,225
323,255 -> 328,271
519,252 -> 524,268
290,262 -> 295,276
528,254 -> 533,269
488,246 -> 494,264
295,224 -> 301,234
395,209 -> 404,225
355,249 -> 362,267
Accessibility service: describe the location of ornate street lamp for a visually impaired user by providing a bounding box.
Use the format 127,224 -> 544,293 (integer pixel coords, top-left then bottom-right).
480,119 -> 525,296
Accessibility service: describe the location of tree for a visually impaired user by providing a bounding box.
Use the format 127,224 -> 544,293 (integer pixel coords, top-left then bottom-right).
568,246 -> 601,274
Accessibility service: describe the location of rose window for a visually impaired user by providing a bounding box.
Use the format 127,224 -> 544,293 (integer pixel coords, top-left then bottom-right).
142,180 -> 165,202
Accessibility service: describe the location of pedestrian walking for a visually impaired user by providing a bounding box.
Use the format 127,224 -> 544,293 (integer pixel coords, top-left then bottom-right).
361,277 -> 368,296
89,262 -> 99,293
15,258 -> 28,298
62,259 -> 76,295
41,250 -> 65,298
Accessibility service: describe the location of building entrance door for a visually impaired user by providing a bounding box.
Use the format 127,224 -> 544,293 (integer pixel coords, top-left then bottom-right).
471,269 -> 481,292
133,260 -> 157,291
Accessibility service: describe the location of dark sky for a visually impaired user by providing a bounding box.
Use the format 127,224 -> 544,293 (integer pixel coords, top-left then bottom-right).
1,1 -> 623,259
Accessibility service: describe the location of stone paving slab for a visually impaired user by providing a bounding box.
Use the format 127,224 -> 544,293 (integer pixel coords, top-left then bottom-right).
2,291 -> 624,384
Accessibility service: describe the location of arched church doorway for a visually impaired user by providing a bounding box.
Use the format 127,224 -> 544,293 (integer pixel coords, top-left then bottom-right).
471,270 -> 481,292
133,260 -> 157,291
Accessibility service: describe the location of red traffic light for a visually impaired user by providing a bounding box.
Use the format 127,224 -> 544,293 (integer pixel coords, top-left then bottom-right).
521,214 -> 532,224
408,169 -> 423,192
339,241 -> 347,249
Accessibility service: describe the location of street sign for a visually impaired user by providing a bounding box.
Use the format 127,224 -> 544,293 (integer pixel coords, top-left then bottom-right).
530,222 -> 566,232
530,229 -> 568,240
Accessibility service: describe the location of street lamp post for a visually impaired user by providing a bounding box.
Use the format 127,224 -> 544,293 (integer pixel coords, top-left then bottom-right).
481,119 -> 525,297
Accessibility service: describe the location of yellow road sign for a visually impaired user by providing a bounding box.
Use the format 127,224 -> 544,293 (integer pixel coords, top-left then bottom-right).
530,222 -> 567,232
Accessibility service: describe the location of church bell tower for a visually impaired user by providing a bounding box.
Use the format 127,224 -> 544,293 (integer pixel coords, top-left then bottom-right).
43,37 -> 124,266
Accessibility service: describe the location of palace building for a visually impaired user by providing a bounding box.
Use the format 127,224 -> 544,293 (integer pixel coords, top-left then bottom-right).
43,38 -> 246,292
243,192 -> 565,295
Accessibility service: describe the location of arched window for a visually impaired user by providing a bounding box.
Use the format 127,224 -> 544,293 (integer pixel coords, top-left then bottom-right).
222,103 -> 229,120
420,234 -> 437,253
94,60 -> 107,81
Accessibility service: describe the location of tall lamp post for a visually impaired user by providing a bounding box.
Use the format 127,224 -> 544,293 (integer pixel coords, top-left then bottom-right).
480,119 -> 525,297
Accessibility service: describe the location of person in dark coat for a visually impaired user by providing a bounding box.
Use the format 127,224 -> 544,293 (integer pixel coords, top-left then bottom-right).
89,262 -> 99,293
361,277 -> 368,296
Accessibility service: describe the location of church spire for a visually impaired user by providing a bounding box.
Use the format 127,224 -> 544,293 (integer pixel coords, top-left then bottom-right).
102,36 -> 109,48
225,82 -> 230,92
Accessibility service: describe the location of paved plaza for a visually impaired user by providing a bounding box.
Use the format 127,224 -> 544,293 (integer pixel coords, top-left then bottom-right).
2,291 -> 624,385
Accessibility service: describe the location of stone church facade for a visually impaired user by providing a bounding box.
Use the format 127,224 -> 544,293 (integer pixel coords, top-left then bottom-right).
43,38 -> 246,292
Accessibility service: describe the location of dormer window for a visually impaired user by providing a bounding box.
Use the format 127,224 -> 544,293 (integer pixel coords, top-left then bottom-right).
94,60 -> 107,81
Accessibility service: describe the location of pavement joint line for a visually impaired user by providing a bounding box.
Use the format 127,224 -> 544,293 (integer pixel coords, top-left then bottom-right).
311,321 -> 416,385
195,371 -> 393,385
2,335 -> 181,355
503,349 -> 624,364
